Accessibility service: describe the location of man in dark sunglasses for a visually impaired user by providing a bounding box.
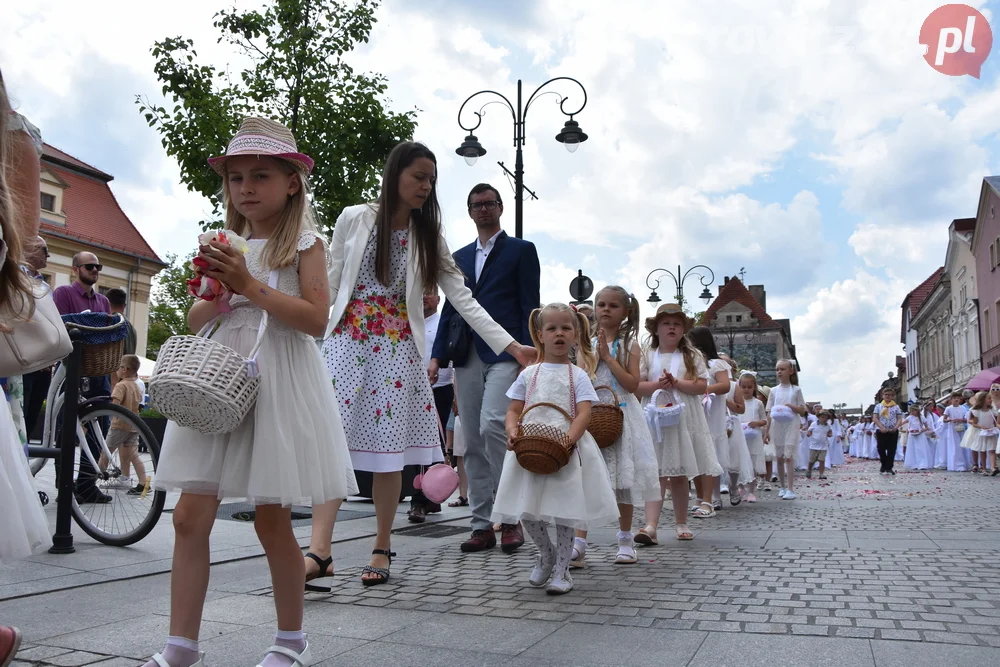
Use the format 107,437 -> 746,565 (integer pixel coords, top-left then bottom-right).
53,251 -> 113,504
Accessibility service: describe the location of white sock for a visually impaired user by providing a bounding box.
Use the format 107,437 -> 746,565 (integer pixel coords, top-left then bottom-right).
259,631 -> 307,667
167,637 -> 199,652
573,537 -> 587,558
142,637 -> 200,667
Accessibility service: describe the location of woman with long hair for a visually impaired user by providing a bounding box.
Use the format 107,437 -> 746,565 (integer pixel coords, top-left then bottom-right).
306,142 -> 535,588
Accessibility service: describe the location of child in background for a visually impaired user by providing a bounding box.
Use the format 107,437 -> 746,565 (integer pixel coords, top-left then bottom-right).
903,403 -> 934,471
738,372 -> 767,499
99,354 -> 148,495
445,401 -> 468,507
493,303 -> 618,594
968,389 -> 998,476
764,359 -> 807,500
805,410 -> 833,480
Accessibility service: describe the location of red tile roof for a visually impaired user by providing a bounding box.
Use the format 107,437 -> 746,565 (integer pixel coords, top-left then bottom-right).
699,277 -> 782,329
40,148 -> 164,264
41,144 -> 112,181
900,267 -> 943,343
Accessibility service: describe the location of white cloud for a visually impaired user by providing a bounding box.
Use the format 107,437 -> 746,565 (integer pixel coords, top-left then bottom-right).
3,0 -> 998,410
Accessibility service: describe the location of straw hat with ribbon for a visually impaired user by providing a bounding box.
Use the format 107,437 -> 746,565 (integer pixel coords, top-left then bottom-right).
208,117 -> 315,176
644,302 -> 695,336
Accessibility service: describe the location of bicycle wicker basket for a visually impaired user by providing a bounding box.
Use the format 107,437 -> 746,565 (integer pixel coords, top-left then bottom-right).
588,384 -> 624,448
148,315 -> 267,435
512,402 -> 575,475
61,313 -> 127,377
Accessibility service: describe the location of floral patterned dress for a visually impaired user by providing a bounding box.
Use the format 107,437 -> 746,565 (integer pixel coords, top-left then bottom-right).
322,229 -> 443,473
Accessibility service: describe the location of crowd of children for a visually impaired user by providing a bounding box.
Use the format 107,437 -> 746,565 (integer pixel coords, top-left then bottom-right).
845,385 -> 1000,475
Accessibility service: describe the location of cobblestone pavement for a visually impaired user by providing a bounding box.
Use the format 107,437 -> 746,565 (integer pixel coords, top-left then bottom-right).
7,456 -> 1000,666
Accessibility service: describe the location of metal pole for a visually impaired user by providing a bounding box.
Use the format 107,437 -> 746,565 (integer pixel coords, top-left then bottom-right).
514,79 -> 524,239
50,335 -> 82,554
676,264 -> 683,307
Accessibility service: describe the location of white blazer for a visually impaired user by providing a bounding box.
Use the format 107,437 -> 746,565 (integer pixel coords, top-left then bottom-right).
325,204 -> 514,360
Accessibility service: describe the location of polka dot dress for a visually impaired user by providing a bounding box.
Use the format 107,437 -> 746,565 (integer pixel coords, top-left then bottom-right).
321,229 -> 443,473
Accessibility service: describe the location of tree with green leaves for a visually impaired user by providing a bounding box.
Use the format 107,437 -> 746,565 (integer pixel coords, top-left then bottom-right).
137,0 -> 416,231
146,253 -> 195,359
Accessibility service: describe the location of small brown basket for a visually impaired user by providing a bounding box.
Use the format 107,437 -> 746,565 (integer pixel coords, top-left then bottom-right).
589,385 -> 624,448
80,339 -> 125,377
512,402 -> 575,475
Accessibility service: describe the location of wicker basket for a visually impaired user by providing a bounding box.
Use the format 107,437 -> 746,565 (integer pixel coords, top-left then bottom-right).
60,313 -> 128,377
589,385 -> 624,448
512,402 -> 575,475
148,314 -> 268,435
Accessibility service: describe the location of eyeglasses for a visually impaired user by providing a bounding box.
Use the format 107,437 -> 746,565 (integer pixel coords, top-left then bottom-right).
469,200 -> 500,212
76,263 -> 103,272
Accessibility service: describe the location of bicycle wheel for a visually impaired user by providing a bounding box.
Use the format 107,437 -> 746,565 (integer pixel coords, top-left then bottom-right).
72,402 -> 165,546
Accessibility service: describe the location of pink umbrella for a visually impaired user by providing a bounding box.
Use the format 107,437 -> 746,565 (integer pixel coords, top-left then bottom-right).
965,368 -> 1000,391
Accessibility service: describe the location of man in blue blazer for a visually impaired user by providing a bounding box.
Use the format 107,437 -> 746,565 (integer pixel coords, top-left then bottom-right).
430,183 -> 540,553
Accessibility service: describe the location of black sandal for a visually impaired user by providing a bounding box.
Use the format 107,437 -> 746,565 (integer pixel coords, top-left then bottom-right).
304,552 -> 334,592
361,549 -> 396,587
448,496 -> 469,507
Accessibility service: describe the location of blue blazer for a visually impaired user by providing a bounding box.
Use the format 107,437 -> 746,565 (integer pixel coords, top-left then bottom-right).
432,231 -> 540,366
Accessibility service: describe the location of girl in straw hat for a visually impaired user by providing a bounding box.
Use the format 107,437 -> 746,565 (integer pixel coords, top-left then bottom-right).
634,304 -> 723,544
149,117 -> 358,667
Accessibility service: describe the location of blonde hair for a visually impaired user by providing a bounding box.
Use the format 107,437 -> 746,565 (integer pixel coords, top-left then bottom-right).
222,156 -> 318,270
529,303 -> 597,377
595,285 -> 640,367
776,358 -> 799,386
645,312 -> 700,381
970,391 -> 989,410
0,69 -> 34,319
120,354 -> 141,374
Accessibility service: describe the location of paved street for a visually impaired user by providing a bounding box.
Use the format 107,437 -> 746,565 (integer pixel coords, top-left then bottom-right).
4,457 -> 1000,666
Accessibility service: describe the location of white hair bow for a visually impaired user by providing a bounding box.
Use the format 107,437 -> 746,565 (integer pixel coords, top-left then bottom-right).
739,370 -> 757,378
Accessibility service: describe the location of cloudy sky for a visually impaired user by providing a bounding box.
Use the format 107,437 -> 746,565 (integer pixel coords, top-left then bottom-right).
3,0 -> 997,407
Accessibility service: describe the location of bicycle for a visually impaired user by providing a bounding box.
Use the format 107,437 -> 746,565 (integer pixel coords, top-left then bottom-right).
28,318 -> 165,547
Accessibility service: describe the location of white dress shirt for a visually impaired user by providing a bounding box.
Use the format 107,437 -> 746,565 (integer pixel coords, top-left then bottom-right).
424,312 -> 453,388
475,229 -> 503,282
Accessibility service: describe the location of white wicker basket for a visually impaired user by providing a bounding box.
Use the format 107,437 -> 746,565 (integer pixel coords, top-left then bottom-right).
148,310 -> 270,435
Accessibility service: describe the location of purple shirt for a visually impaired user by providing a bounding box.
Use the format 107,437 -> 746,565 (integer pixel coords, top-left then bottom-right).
53,281 -> 110,316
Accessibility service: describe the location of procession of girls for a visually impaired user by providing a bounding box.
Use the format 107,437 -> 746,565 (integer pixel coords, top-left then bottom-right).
99,114 -> 848,667
845,386 -> 1000,474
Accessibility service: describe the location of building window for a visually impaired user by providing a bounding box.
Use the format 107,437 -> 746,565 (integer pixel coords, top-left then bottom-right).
986,309 -> 993,351
40,192 -> 55,212
735,315 -> 743,322
993,243 -> 997,270
726,315 -> 732,323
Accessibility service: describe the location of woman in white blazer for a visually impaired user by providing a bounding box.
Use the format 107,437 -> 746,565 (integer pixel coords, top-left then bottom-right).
303,142 -> 536,589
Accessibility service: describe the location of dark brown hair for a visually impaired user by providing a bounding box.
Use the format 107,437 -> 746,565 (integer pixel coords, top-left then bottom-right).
467,183 -> 502,208
375,142 -> 447,288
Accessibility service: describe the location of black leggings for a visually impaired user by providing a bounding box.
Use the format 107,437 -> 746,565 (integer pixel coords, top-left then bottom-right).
876,430 -> 899,472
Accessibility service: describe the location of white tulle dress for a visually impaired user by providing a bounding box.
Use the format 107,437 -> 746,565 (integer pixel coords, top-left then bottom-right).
592,339 -> 661,505
739,396 -> 767,475
156,232 -> 358,506
492,363 -> 619,530
640,348 -> 723,480
1,386 -> 51,560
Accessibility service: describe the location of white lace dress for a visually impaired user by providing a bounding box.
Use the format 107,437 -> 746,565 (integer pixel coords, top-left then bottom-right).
705,358 -> 733,472
640,348 -> 723,480
592,339 -> 660,505
156,232 -> 358,506
724,385 -> 756,484
492,363 -> 619,530
765,384 -> 805,459
740,396 -> 766,474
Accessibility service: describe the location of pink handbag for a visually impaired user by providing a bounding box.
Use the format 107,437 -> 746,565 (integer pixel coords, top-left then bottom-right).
413,464 -> 459,504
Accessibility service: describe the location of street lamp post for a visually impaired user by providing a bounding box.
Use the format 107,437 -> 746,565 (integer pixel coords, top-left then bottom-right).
455,78 -> 589,239
720,322 -> 760,363
645,265 -> 716,309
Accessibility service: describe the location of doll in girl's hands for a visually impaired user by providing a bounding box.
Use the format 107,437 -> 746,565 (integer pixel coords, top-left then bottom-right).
186,231 -> 250,312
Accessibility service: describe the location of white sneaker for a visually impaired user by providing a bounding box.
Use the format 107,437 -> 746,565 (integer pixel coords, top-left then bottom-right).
529,557 -> 555,587
783,490 -> 797,500
546,570 -> 573,595
778,488 -> 787,498
720,484 -> 729,494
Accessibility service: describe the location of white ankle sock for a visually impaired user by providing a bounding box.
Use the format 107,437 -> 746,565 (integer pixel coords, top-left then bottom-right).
167,636 -> 199,652
142,637 -> 199,667
259,631 -> 307,667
